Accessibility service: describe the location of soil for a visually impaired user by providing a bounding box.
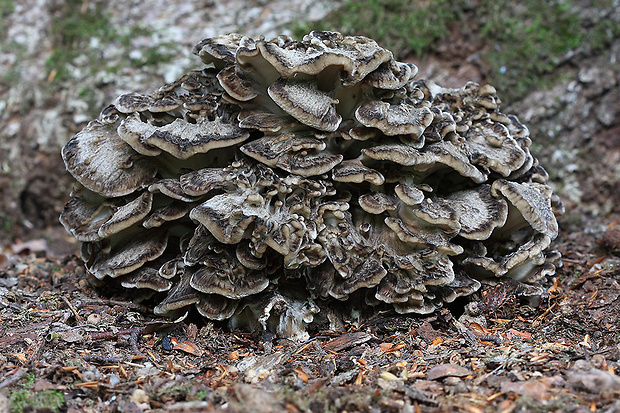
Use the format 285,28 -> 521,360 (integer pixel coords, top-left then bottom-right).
1,1 -> 620,412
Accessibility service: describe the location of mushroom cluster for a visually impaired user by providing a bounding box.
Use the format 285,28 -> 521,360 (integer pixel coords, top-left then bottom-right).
61,31 -> 563,340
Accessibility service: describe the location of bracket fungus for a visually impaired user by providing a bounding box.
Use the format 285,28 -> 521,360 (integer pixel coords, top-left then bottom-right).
61,31 -> 563,340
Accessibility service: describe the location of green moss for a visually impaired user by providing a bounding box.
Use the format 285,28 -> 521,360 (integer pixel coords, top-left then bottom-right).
477,1 -> 582,100
294,0 -> 611,101
9,389 -> 65,413
45,0 -> 117,81
130,43 -> 177,67
0,0 -> 14,40
293,0 -> 465,57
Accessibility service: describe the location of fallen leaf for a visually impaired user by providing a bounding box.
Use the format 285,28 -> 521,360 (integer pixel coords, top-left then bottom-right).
427,364 -> 471,381
294,367 -> 309,383
500,379 -> 552,402
507,329 -> 531,341
323,332 -> 373,352
12,353 -> 27,363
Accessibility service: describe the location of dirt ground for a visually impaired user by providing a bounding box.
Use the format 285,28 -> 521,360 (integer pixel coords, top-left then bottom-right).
1,223 -> 620,413
1,2 -> 620,412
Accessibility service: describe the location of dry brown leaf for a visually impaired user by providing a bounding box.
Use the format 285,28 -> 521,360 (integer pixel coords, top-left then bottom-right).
294,367 -> 309,383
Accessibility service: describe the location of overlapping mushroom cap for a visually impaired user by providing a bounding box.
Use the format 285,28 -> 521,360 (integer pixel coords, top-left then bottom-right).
61,31 -> 562,340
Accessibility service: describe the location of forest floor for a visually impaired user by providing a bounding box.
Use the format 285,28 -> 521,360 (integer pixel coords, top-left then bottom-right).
1,1 -> 620,412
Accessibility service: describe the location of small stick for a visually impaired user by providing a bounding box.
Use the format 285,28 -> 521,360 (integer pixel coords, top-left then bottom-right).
90,327 -> 144,340
62,295 -> 82,324
0,368 -> 26,390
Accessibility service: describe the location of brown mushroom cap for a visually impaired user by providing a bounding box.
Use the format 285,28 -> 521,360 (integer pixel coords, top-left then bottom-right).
362,140 -> 488,183
332,159 -> 385,186
240,133 -> 343,176
465,121 -> 527,176
364,61 -> 417,90
196,295 -> 239,321
193,33 -> 243,66
443,185 -> 508,240
463,233 -> 552,278
59,185 -> 113,242
257,31 -> 392,84
142,202 -> 190,229
114,93 -> 152,113
96,191 -> 153,239
217,64 -> 260,101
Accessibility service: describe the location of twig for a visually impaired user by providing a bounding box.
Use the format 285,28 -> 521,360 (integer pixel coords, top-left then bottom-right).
0,368 -> 26,389
62,295 -> 82,324
79,298 -> 153,314
90,327 -> 145,340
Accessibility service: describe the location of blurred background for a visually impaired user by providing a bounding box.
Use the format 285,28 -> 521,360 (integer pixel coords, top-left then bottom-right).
0,0 -> 618,257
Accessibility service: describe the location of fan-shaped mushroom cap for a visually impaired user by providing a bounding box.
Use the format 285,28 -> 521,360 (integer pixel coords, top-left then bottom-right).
60,185 -> 113,242
193,33 -> 244,65
196,295 -> 239,321
240,134 -> 343,176
356,101 -> 434,137
332,159 -> 385,185
364,61 -> 417,90
190,251 -> 269,299
443,185 -> 508,240
142,202 -> 190,228
117,115 -> 250,160
394,184 -> 425,206
89,228 -> 168,279
491,180 -> 559,239
258,31 -> 392,84
96,192 -> 152,238
465,121 -> 527,176
217,64 -> 260,101
120,267 -> 173,292
154,271 -> 200,315
238,109 -> 297,132
362,140 -> 488,183
463,233 -> 552,279
149,179 -> 198,203
268,78 -> 342,132
62,121 -> 157,197
114,93 -> 152,113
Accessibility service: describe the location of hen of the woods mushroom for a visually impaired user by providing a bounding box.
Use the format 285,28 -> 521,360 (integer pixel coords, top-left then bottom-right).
61,31 -> 563,340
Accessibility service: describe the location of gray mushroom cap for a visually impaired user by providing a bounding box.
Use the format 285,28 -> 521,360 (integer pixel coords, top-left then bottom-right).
190,252 -> 270,300
257,31 -> 392,84
114,93 -> 152,113
97,191 -> 153,238
491,180 -> 559,239
268,78 -> 342,132
120,267 -> 173,292
196,295 -> 239,321
117,115 -> 250,160
89,228 -> 168,279
356,101 -> 434,137
62,121 -> 157,197
443,185 -> 508,240
332,159 -> 385,186
154,271 -> 200,315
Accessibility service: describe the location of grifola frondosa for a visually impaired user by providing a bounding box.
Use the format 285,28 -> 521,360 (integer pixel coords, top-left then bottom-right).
60,31 -> 563,340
